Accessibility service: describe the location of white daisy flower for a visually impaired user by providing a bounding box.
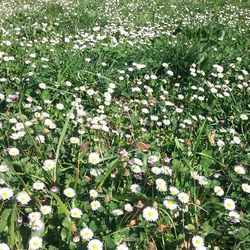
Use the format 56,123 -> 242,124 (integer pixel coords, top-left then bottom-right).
124,203 -> 133,212
88,153 -> 101,165
16,191 -> 31,205
242,183 -> 250,193
192,235 -> 204,248
56,103 -> 64,110
163,197 -> 178,210
224,198 -> 236,211
142,207 -> 159,221
70,208 -> 82,218
29,219 -> 44,231
234,164 -> 246,175
42,159 -> 56,171
69,137 -> 80,144
116,242 -> 129,250
214,186 -> 224,196
28,212 -> 41,222
63,188 -> 76,198
169,186 -> 179,196
91,200 -> 101,211
178,192 -> 190,204
130,165 -> 142,174
155,179 -> 167,192
0,243 -> 10,250
35,135 -> 45,143
151,167 -> 162,175
228,211 -> 241,223
198,176 -> 208,186
0,163 -> 9,172
89,189 -> 99,198
40,205 -> 52,215
87,239 -> 103,250
148,155 -> 158,164
112,209 -> 124,216
8,147 -> 19,156
29,236 -> 43,250
0,187 -> 13,201
130,184 -> 141,193
33,181 -> 45,191
80,227 -> 94,241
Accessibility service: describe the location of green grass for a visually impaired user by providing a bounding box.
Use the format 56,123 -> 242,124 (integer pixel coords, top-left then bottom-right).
0,0 -> 249,249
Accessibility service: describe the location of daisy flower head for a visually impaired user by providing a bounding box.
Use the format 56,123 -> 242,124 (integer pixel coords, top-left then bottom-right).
163,197 -> 178,210
178,192 -> 190,204
131,158 -> 143,166
28,212 -> 41,222
214,186 -> 224,196
151,167 -> 162,175
8,147 -> 19,156
29,236 -> 43,250
40,205 -> 52,215
89,189 -> 99,198
33,181 -> 45,191
124,203 -> 133,212
155,178 -> 167,192
0,187 -> 13,201
240,114 -> 248,120
42,159 -> 56,171
16,191 -> 31,205
228,211 -> 241,223
116,242 -> 129,250
70,208 -> 82,218
0,243 -> 10,250
142,207 -> 159,221
234,164 -> 246,175
56,103 -> 64,110
69,137 -> 80,144
147,155 -> 159,164
196,246 -> 207,250
192,235 -> 204,248
87,239 -> 103,250
91,200 -> 101,211
112,209 -> 124,216
224,198 -> 236,211
29,219 -> 44,231
0,163 -> 9,172
161,166 -> 172,176
198,176 -> 208,186
242,183 -> 250,193
80,227 -> 94,241
35,135 -> 45,143
88,152 -> 101,165
63,187 -> 76,198
190,171 -> 199,180
130,164 -> 142,174
169,186 -> 179,196
130,184 -> 141,193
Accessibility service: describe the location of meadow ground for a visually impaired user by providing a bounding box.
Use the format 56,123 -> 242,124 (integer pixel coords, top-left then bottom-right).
0,0 -> 249,249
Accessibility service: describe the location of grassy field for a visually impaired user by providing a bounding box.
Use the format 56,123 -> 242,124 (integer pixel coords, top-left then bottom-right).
0,0 -> 249,249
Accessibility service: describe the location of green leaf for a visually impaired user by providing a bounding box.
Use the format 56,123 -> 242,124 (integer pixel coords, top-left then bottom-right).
50,192 -> 70,218
202,221 -> 220,235
10,204 -> 17,248
97,158 -> 118,188
61,228 -> 69,242
0,208 -> 11,233
54,107 -> 73,182
237,227 -> 250,241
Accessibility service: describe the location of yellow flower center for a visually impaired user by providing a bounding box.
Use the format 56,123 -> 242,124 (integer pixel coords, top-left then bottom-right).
2,192 -> 7,198
147,211 -> 153,217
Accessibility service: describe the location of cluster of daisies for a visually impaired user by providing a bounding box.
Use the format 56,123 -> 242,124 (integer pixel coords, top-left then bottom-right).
0,0 -> 249,249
